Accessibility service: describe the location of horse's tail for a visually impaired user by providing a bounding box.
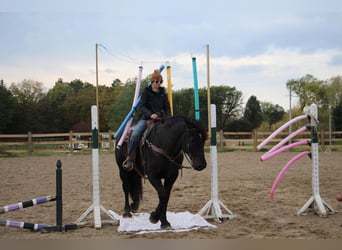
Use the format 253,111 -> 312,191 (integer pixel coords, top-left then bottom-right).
115,139 -> 143,211
131,172 -> 143,202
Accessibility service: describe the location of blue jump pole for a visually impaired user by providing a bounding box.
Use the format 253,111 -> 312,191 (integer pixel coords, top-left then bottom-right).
192,57 -> 200,120
114,64 -> 165,139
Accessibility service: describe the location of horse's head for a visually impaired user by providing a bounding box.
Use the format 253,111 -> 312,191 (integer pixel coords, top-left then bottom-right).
182,118 -> 208,171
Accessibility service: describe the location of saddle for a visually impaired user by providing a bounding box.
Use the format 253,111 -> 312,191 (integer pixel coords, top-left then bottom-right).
124,119 -> 159,173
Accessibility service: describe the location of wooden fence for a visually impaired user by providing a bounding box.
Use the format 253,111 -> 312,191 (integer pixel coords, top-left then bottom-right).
1,130 -> 342,155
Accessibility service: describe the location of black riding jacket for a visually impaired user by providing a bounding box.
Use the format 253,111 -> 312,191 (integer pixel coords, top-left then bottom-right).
138,85 -> 171,120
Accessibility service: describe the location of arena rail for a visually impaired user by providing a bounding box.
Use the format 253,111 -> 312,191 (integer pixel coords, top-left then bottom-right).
1,130 -> 342,155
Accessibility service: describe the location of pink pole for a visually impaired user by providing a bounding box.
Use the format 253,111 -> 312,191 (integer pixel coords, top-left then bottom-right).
270,151 -> 310,201
256,115 -> 309,151
261,140 -> 309,161
268,126 -> 308,153
117,66 -> 143,148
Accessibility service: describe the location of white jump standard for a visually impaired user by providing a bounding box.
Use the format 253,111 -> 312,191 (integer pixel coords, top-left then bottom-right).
198,104 -> 235,222
76,105 -> 120,229
297,104 -> 335,216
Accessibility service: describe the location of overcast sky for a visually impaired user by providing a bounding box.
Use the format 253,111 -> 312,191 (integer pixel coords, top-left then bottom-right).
1,0 -> 342,109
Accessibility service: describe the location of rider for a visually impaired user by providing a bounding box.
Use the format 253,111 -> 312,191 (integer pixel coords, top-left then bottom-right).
122,69 -> 172,169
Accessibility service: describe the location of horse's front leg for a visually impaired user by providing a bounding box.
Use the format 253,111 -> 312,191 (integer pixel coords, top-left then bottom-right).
158,181 -> 174,229
148,173 -> 178,229
148,177 -> 171,229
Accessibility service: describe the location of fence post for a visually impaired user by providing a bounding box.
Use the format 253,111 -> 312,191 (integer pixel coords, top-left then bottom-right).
108,130 -> 113,152
27,132 -> 33,155
253,130 -> 257,149
219,130 -> 223,149
69,131 -> 73,153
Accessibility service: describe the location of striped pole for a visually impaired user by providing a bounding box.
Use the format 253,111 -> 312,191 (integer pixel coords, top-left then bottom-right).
192,57 -> 200,120
0,219 -> 49,231
91,105 -> 101,228
76,105 -> 120,228
0,196 -> 56,214
198,104 -> 235,222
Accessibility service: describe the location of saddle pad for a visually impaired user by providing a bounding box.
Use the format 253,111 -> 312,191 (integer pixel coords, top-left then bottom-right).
110,210 -> 216,234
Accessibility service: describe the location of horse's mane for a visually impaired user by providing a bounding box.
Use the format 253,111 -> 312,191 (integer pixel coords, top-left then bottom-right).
166,115 -> 208,141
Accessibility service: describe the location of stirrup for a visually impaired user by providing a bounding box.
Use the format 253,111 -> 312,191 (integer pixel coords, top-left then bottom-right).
122,158 -> 133,171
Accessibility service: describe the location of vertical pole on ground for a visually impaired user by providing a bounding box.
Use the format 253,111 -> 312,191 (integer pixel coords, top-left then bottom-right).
40,160 -> 77,232
297,103 -> 335,216
56,160 -> 63,228
75,105 -> 120,229
92,105 -> 101,228
198,104 -> 235,222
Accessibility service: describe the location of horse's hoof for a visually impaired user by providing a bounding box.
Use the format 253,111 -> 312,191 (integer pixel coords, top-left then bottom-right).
130,203 -> 139,212
160,222 -> 171,229
123,212 -> 132,218
149,212 -> 159,224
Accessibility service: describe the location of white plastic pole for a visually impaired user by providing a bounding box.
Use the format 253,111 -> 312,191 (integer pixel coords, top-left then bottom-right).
198,104 -> 235,221
91,106 -> 101,228
117,66 -> 143,148
75,106 -> 120,228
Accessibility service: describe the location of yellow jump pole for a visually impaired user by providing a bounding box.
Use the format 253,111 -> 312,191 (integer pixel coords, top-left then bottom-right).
166,65 -> 173,115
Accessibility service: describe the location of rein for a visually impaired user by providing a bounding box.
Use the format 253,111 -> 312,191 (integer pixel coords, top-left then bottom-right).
146,140 -> 192,169
145,128 -> 196,170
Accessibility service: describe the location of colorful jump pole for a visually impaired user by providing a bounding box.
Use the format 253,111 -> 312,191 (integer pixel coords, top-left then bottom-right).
116,66 -> 143,148
256,114 -> 309,151
0,160 -> 77,232
199,104 -> 235,222
76,106 -> 120,229
114,97 -> 141,140
192,57 -> 200,120
0,219 -> 49,231
270,151 -> 311,201
258,103 -> 335,217
268,126 -> 309,153
260,140 -> 309,162
114,65 -> 165,140
166,64 -> 173,115
0,196 -> 56,214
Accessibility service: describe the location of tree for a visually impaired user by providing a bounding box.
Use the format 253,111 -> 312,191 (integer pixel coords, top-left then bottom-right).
42,79 -> 74,132
173,88 -> 195,117
243,95 -> 262,130
209,85 -> 243,131
0,81 -> 18,133
106,78 -> 144,131
286,74 -> 326,110
333,101 -> 342,131
8,79 -> 46,133
260,102 -> 285,130
62,82 -> 95,132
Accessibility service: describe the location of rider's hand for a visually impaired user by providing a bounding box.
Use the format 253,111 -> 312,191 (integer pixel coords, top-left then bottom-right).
150,114 -> 159,120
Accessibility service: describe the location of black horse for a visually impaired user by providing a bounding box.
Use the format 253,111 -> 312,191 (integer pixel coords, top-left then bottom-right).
115,115 -> 208,229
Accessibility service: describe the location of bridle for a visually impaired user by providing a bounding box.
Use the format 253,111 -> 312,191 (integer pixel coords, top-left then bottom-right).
145,128 -> 198,170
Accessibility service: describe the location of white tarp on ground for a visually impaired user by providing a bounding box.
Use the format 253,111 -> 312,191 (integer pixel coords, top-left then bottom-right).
109,210 -> 216,234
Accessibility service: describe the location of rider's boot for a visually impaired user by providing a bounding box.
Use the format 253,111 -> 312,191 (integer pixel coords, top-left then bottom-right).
122,155 -> 133,171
